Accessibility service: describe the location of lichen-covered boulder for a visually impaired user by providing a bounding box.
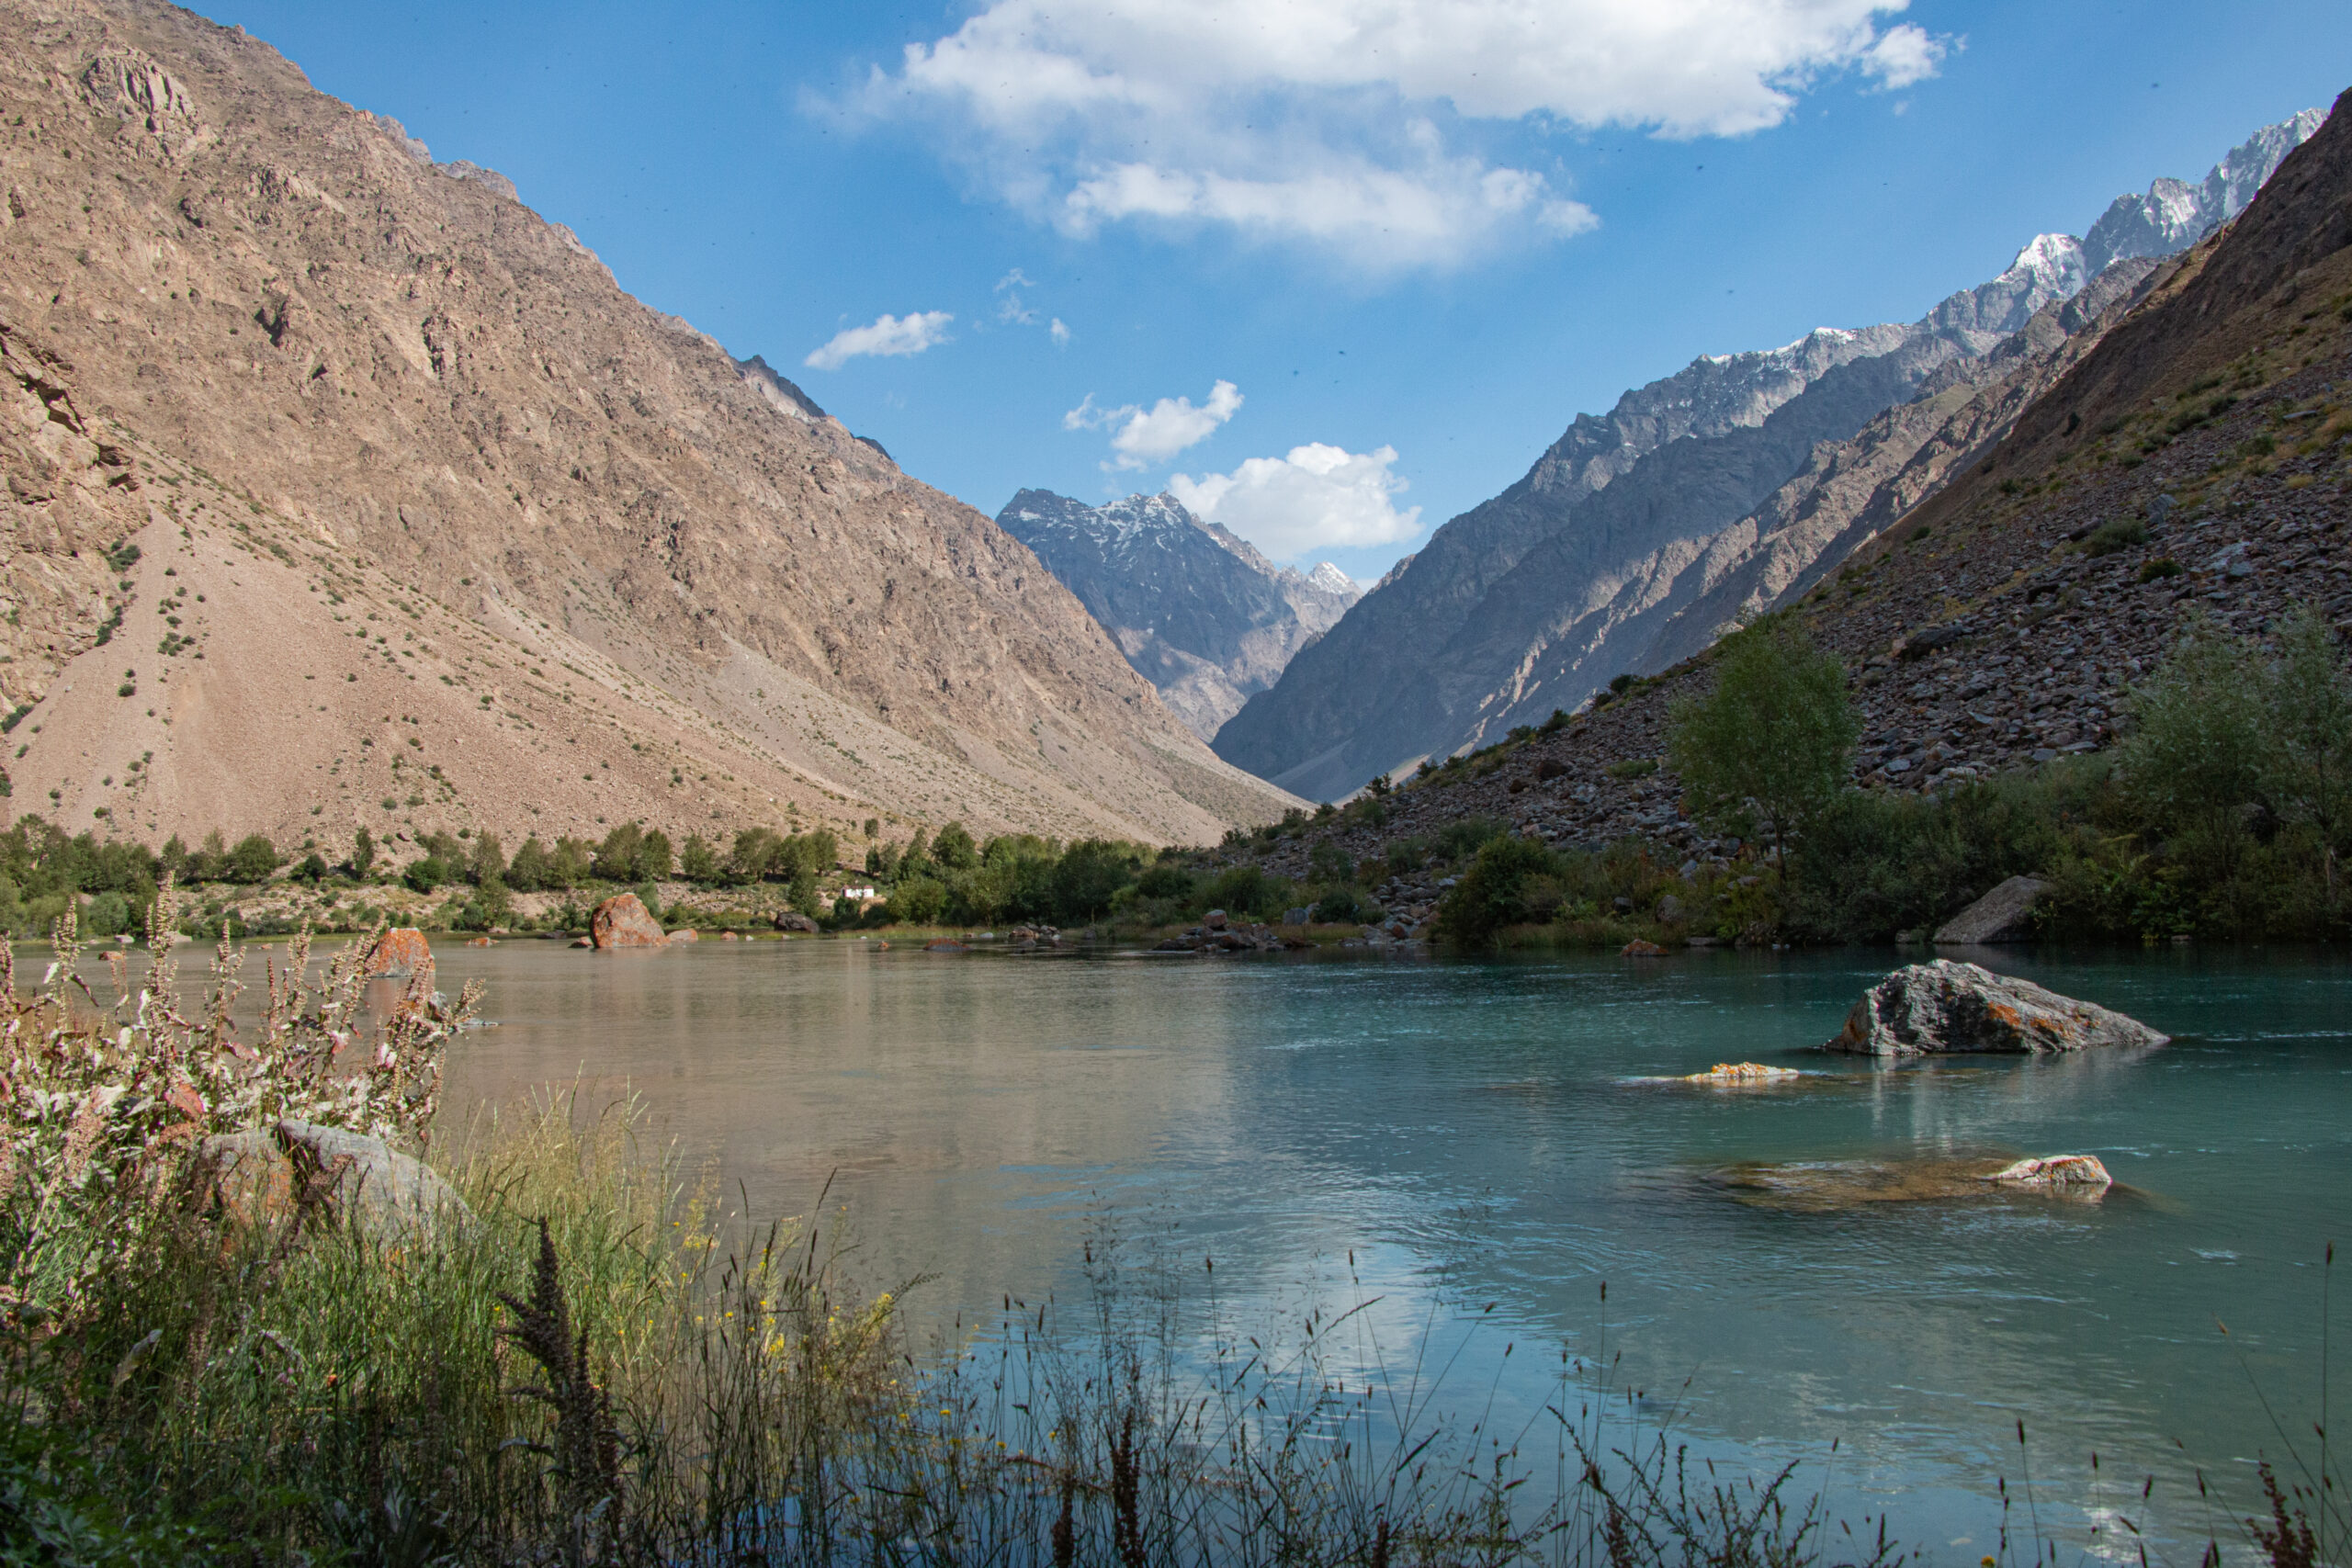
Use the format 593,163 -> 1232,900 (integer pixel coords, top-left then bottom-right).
1826,960 -> 2166,1055
590,894 -> 668,948
202,1120 -> 469,1242
365,927 -> 433,976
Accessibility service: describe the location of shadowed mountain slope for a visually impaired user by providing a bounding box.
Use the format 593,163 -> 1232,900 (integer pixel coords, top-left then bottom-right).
1212,112 -> 2324,802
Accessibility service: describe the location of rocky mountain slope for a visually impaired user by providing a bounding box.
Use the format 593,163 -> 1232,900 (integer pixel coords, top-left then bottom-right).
0,0 -> 1298,852
1213,112 -> 2325,802
995,490 -> 1360,739
1241,88 -> 2352,886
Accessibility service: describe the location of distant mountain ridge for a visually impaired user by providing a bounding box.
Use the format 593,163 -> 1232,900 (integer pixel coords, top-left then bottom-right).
1211,109 -> 2325,801
996,491 -> 1361,739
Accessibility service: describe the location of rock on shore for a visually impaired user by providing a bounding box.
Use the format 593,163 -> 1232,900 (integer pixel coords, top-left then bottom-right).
1932,875 -> 2050,944
1826,959 -> 2166,1055
203,1120 -> 469,1241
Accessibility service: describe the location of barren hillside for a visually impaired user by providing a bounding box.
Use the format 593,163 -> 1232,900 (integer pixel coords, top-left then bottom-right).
0,0 -> 1295,854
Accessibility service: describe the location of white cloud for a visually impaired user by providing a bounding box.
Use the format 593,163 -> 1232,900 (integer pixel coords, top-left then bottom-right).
803,310 -> 955,370
994,269 -> 1041,324
1048,317 -> 1071,347
1170,443 -> 1421,560
861,0 -> 1948,269
1066,379 -> 1242,469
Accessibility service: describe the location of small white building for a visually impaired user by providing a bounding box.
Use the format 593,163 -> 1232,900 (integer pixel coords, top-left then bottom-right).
838,886 -> 877,902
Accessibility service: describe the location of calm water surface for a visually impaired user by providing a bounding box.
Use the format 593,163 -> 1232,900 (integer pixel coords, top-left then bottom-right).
419,939 -> 2350,1554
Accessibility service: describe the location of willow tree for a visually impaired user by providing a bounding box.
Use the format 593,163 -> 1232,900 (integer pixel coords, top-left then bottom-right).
1666,617 -> 1860,873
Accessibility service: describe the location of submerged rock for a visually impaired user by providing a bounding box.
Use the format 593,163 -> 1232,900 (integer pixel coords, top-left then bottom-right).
202,1120 -> 470,1241
1684,1061 -> 1803,1084
1932,875 -> 2050,944
1826,960 -> 2166,1056
590,894 -> 668,948
1983,1155 -> 2112,1189
1708,1153 -> 2116,1211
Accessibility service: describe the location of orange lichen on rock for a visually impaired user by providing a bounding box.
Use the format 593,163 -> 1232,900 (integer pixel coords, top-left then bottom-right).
365,928 -> 433,978
590,895 -> 669,949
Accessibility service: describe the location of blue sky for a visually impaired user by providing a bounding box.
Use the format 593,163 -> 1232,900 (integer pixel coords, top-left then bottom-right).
217,1 -> 2349,583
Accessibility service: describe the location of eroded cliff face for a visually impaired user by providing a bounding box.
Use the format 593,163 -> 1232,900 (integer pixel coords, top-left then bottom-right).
996,490 -> 1359,739
0,0 -> 1295,847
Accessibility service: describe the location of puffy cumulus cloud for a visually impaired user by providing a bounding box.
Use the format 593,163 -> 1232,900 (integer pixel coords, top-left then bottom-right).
1048,317 -> 1072,347
1066,379 -> 1242,469
803,310 -> 954,370
1170,444 -> 1421,560
863,0 -> 1947,269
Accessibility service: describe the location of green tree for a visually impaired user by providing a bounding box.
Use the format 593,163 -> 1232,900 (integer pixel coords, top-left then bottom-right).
347,826 -> 376,880
1050,840 -> 1133,924
506,836 -> 553,892
679,833 -> 721,884
403,855 -> 449,894
888,875 -> 947,926
549,837 -> 594,888
469,831 -> 506,887
636,829 -> 675,882
931,822 -> 980,872
2120,614 -> 2267,876
225,833 -> 279,884
593,823 -> 644,883
899,829 -> 933,881
730,827 -> 781,884
2260,603 -> 2352,907
188,829 -> 228,883
1667,617 -> 1860,872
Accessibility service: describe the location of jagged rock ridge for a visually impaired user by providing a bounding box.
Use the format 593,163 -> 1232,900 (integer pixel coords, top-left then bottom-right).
1212,111 -> 2324,801
996,490 -> 1360,739
0,0 -> 1299,850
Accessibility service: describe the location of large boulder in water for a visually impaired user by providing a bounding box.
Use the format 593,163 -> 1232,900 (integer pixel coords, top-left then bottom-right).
202,1120 -> 469,1241
365,927 -> 433,976
1932,875 -> 2050,944
590,893 -> 668,948
1826,960 -> 2166,1056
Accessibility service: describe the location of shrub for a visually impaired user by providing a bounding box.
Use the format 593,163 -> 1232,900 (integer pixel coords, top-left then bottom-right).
2082,518 -> 2148,556
2138,557 -> 2183,582
404,855 -> 450,893
888,875 -> 947,926
1433,815 -> 1509,863
1606,757 -> 1658,780
1204,863 -> 1277,919
224,832 -> 279,883
1133,862 -> 1197,901
1435,834 -> 1563,943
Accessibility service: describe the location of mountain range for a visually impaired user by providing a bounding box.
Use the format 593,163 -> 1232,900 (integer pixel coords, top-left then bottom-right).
1209,109 -> 2326,801
993,491 -> 1360,739
0,0 -> 1298,852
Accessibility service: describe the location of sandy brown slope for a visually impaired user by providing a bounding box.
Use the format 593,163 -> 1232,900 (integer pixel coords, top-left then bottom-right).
0,0 -> 1295,852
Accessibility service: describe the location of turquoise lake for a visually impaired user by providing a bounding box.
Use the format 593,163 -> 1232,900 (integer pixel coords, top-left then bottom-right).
425,938 -> 2352,1558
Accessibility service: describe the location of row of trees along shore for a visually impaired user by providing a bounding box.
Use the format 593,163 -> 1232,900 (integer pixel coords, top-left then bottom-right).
0,810 -> 1342,939
1424,602 -> 2352,946
9,602 -> 2342,947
